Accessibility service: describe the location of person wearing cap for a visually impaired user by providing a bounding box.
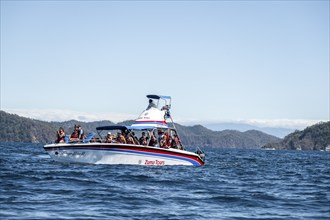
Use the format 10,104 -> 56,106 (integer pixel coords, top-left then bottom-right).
105,132 -> 113,143
146,99 -> 157,110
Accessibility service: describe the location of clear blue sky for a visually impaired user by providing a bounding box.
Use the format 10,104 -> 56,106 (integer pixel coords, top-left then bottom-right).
1,0 -> 329,128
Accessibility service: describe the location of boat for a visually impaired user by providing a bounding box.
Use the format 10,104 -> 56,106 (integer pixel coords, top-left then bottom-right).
263,147 -> 276,151
325,145 -> 330,152
43,95 -> 206,166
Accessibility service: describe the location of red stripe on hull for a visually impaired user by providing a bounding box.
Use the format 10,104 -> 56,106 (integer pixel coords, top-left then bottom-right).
134,120 -> 167,123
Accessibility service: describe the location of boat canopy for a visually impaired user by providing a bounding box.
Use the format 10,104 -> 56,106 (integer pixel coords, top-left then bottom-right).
96,125 -> 163,131
96,125 -> 128,131
147,94 -> 171,100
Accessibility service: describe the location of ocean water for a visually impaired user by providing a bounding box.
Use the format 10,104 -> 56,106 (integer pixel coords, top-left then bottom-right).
0,143 -> 329,219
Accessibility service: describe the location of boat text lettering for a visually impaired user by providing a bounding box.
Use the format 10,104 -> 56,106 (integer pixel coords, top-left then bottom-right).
144,160 -> 165,166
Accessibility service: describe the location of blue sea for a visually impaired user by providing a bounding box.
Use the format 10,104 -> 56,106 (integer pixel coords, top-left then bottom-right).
0,143 -> 329,219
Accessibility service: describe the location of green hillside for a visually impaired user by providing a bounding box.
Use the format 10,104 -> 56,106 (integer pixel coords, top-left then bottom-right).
0,111 -> 114,143
263,121 -> 330,150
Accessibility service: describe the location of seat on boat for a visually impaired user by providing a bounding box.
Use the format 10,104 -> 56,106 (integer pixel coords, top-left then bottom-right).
83,133 -> 95,143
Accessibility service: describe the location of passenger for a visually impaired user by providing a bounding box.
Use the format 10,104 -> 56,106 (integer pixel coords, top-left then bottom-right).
157,130 -> 164,144
132,132 -> 137,139
174,134 -> 183,150
56,127 -> 65,143
160,135 -> 169,148
170,139 -> 177,148
126,134 -> 135,144
131,132 -> 139,145
161,105 -> 169,111
146,99 -> 157,110
139,132 -> 148,145
105,132 -> 113,143
148,134 -> 158,147
170,134 -> 182,149
165,132 -> 171,147
70,125 -> 79,141
117,132 -> 127,144
77,125 -> 85,139
112,134 -> 118,143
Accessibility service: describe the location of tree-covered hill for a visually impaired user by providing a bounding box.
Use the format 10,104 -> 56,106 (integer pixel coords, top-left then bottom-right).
0,111 -> 114,143
174,123 -> 280,148
263,121 -> 330,150
0,110 -> 280,148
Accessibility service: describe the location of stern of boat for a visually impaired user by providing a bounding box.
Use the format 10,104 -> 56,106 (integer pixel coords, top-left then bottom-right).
196,147 -> 206,164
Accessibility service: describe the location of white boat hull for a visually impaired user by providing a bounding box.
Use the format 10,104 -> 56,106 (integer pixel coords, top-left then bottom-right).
44,143 -> 204,166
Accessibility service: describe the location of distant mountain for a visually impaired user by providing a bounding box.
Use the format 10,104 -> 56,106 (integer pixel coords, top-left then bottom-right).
203,122 -> 294,138
0,111 -> 114,143
263,121 -> 330,150
0,110 -> 280,148
174,124 -> 281,148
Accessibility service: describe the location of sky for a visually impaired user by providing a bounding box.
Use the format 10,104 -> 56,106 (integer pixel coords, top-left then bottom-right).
1,0 -> 329,129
